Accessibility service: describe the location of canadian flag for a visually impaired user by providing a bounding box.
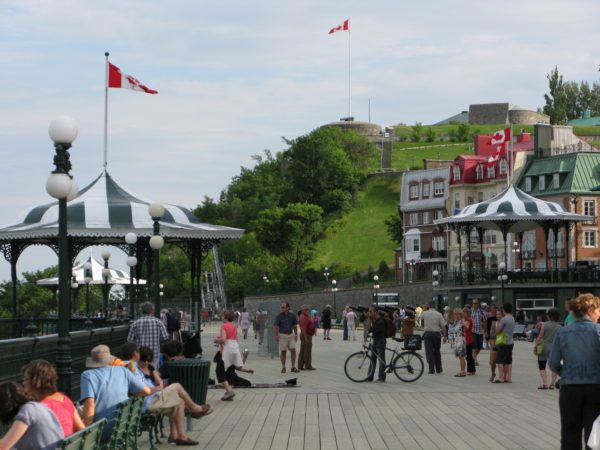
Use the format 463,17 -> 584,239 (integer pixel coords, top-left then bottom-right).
486,145 -> 506,168
108,62 -> 158,94
491,127 -> 511,146
328,19 -> 349,34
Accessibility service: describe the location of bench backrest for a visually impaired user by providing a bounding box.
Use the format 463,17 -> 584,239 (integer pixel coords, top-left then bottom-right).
105,397 -> 143,450
60,418 -> 107,450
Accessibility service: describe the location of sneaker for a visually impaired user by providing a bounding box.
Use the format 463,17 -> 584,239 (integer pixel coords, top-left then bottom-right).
221,391 -> 235,401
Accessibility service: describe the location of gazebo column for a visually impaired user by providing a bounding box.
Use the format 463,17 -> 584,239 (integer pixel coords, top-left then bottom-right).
542,224 -> 550,281
552,223 -> 560,278
565,223 -> 572,271
2,242 -> 25,319
500,224 -> 509,271
517,232 -> 524,271
457,226 -> 463,285
465,225 -> 473,283
477,227 -> 485,283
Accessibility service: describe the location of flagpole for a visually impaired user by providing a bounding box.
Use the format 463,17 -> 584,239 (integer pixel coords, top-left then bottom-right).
347,27 -> 351,117
104,52 -> 109,170
508,124 -> 513,187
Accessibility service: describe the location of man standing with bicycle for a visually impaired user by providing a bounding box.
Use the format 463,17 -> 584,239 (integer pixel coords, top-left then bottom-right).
367,306 -> 387,382
422,300 -> 447,374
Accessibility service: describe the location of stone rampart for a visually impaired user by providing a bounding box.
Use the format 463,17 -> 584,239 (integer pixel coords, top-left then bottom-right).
509,110 -> 549,125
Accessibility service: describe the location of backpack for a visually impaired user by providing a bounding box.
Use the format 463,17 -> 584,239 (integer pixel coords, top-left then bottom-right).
385,317 -> 396,338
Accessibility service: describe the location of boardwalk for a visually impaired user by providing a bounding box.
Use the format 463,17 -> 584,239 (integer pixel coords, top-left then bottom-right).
150,326 -> 560,449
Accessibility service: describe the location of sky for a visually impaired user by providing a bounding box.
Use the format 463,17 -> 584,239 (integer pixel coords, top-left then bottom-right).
0,0 -> 598,281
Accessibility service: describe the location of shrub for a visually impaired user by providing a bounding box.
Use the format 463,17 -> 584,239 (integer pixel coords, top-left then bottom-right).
410,123 -> 423,142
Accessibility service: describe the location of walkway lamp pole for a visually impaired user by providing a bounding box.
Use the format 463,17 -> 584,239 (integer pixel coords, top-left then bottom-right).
432,270 -> 439,308
373,275 -> 380,305
46,115 -> 78,395
83,263 -> 93,330
323,267 -> 330,283
101,250 -> 111,317
331,279 -> 338,317
148,203 -> 165,318
125,232 -> 138,320
498,262 -> 508,305
70,272 -> 79,313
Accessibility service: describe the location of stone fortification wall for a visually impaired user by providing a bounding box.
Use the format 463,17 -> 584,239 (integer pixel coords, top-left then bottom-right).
244,283 -> 436,317
469,103 -> 510,125
509,110 -> 549,125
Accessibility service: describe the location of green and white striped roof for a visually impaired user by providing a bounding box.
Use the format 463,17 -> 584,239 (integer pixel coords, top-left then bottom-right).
0,171 -> 244,242
435,185 -> 592,232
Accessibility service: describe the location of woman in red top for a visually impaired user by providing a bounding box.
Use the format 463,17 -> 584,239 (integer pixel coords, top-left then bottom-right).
22,359 -> 84,437
462,306 -> 476,375
214,310 -> 253,401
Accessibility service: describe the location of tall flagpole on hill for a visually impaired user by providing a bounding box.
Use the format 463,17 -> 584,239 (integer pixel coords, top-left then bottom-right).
348,28 -> 351,117
104,52 -> 109,170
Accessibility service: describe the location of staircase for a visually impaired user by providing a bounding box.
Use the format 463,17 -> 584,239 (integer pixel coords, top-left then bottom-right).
202,246 -> 227,311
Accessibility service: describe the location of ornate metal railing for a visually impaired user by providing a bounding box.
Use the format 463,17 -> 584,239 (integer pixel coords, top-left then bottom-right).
421,249 -> 447,259
521,250 -> 537,260
439,267 -> 600,285
0,317 -> 128,340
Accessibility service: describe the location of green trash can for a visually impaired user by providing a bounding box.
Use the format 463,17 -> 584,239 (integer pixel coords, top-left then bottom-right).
168,358 -> 211,405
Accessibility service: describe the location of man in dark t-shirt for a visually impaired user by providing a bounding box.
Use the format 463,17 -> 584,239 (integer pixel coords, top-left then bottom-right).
367,306 -> 387,382
274,302 -> 299,373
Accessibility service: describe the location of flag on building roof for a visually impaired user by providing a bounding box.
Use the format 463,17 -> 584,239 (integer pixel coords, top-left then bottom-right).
108,62 -> 158,94
328,19 -> 349,34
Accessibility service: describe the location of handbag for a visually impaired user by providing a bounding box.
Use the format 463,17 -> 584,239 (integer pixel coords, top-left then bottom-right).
535,325 -> 558,356
495,331 -> 508,347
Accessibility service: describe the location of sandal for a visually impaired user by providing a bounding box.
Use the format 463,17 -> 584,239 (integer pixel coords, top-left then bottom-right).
281,368 -> 286,374
291,367 -> 299,373
537,385 -> 548,390
454,373 -> 466,377
549,385 -> 555,390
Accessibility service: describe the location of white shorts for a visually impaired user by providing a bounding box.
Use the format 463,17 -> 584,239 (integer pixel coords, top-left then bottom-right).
279,333 -> 296,352
222,340 -> 243,369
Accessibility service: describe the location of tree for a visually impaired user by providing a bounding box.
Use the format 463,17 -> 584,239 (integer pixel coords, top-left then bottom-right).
410,123 -> 423,142
543,67 -> 569,124
282,128 -> 361,213
385,213 -> 403,245
425,127 -> 436,142
254,203 -> 324,283
456,123 -> 471,142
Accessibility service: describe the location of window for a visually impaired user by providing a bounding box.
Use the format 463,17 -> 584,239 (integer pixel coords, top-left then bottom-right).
434,181 -> 444,196
410,238 -> 420,252
553,173 -> 560,189
499,159 -> 508,175
584,230 -> 597,248
453,166 -> 461,181
539,175 -> 545,191
410,213 -> 418,225
467,196 -> 474,205
422,212 -> 429,224
525,177 -> 532,192
584,200 -> 596,223
435,210 -> 444,220
478,192 -> 484,203
422,182 -> 430,198
409,184 -> 419,199
469,229 -> 479,244
487,166 -> 496,178
476,165 -> 484,180
484,232 -> 497,244
454,193 -> 460,209
432,236 -> 445,250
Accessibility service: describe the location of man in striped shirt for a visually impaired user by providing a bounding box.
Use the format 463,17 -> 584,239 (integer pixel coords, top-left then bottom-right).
128,302 -> 169,368
470,299 -> 487,366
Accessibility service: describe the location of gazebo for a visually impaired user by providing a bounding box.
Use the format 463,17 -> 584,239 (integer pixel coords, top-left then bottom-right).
434,184 -> 592,283
0,170 -> 243,318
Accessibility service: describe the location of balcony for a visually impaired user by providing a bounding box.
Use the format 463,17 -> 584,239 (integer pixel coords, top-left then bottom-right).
548,248 -> 565,258
521,250 -> 536,260
440,267 -> 600,286
421,249 -> 447,259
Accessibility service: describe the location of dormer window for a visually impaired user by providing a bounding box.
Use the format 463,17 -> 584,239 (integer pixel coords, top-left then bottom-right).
487,165 -> 496,178
525,177 -> 532,192
499,159 -> 508,175
422,182 -> 430,198
453,165 -> 461,181
434,181 -> 444,196
476,165 -> 484,180
553,173 -> 560,189
409,184 -> 419,199
539,175 -> 546,191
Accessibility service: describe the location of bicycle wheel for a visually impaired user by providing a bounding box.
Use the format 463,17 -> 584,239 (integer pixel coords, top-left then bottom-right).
344,351 -> 374,382
392,351 -> 424,382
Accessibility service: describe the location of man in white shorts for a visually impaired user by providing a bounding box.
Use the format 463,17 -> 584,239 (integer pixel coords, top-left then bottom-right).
274,302 -> 299,373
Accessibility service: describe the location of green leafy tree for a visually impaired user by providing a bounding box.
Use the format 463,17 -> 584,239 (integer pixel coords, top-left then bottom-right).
384,213 -> 403,245
425,127 -> 436,142
0,266 -> 58,317
410,123 -> 423,142
543,67 -> 569,124
378,260 -> 391,280
254,202 -> 323,283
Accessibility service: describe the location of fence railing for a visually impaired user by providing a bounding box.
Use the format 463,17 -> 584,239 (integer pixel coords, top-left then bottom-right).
440,267 -> 600,285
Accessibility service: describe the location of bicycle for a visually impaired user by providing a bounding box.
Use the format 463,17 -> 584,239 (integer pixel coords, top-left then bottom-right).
344,335 -> 424,383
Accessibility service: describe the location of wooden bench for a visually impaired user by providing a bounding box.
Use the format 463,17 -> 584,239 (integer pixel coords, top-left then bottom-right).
59,418 -> 107,450
104,396 -> 144,450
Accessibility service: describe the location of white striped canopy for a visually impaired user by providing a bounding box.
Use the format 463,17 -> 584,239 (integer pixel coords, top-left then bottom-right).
435,185 -> 592,233
0,170 -> 243,242
36,254 -> 146,286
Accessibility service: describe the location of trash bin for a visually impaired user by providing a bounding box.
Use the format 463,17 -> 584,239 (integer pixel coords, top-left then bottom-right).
401,318 -> 415,337
167,358 -> 211,405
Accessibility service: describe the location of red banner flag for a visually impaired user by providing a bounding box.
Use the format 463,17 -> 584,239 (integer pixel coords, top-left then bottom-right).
108,62 -> 158,94
328,19 -> 349,34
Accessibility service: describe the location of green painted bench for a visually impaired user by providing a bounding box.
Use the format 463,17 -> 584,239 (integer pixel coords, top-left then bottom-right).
59,418 -> 107,450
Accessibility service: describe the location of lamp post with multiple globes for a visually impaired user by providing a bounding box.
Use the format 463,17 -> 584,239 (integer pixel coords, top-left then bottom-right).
46,115 -> 79,395
148,203 -> 165,317
125,232 -> 138,320
101,250 -> 111,318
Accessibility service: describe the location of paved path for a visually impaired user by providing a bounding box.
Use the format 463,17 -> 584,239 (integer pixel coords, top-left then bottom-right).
149,326 -> 560,449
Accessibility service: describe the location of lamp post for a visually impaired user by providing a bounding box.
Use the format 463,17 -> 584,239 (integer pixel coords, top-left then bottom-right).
455,295 -> 460,307
83,262 -> 93,330
125,232 -> 138,320
331,279 -> 338,317
148,203 -> 165,318
101,250 -> 111,318
373,275 -> 380,305
262,274 -> 269,295
46,115 -> 78,395
497,261 -> 508,305
323,266 -> 330,283
431,270 -> 440,310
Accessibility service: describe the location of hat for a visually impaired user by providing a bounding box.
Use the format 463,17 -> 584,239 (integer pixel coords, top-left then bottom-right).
86,345 -> 117,368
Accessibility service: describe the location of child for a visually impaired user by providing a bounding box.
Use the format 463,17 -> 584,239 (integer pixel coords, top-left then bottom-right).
453,309 -> 466,377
